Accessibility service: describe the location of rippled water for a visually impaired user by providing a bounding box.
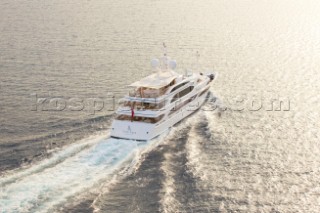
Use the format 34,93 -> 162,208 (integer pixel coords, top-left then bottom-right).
1,0 -> 320,212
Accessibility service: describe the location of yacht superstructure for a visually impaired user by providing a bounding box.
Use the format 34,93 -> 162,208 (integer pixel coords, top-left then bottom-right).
110,49 -> 216,141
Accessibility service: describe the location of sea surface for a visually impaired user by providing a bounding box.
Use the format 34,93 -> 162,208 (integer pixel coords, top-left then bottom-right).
1,0 -> 320,212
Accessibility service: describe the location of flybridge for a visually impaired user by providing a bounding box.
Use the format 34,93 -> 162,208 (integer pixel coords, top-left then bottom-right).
124,78 -> 195,103
126,45 -> 193,102
129,70 -> 179,90
129,42 -> 179,89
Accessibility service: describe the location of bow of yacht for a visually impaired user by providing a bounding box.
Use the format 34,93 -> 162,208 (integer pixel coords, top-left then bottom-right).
110,51 -> 216,141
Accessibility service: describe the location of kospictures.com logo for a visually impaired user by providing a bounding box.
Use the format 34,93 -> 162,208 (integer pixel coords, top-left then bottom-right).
30,93 -> 291,115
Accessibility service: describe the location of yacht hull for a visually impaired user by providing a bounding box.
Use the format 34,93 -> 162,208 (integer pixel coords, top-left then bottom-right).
110,90 -> 209,141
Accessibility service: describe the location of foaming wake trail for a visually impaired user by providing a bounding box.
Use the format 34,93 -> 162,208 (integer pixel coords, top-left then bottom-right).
158,94 -> 224,213
160,124 -> 191,213
0,134 -> 107,186
186,115 -> 208,181
0,135 -> 148,213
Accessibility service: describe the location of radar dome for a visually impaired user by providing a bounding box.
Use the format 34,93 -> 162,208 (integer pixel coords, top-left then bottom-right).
168,60 -> 177,70
151,59 -> 160,68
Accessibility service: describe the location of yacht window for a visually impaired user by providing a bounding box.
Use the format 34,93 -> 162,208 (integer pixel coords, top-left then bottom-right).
170,82 -> 188,93
116,114 -> 164,123
168,95 -> 196,116
179,86 -> 194,97
122,100 -> 165,110
171,86 -> 194,103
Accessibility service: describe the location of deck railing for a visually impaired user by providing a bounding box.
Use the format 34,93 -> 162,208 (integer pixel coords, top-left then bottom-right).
128,87 -> 168,98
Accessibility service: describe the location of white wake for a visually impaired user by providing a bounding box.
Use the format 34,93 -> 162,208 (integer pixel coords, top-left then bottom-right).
0,134 -> 151,213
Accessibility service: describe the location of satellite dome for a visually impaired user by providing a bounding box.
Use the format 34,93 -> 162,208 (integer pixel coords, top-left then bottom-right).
168,60 -> 177,70
151,58 -> 160,68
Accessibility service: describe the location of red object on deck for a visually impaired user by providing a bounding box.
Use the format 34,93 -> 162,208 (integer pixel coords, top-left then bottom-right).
131,106 -> 134,121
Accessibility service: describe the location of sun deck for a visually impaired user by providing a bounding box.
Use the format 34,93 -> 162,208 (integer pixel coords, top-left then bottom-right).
127,70 -> 182,98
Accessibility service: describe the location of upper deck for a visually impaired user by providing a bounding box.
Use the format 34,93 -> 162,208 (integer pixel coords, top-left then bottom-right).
130,69 -> 179,89
128,70 -> 180,97
124,72 -> 208,104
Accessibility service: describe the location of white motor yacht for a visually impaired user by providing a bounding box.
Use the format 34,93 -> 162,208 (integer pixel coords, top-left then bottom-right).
110,49 -> 216,141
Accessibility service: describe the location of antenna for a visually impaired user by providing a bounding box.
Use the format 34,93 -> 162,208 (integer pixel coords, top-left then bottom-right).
163,42 -> 167,56
161,42 -> 169,69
